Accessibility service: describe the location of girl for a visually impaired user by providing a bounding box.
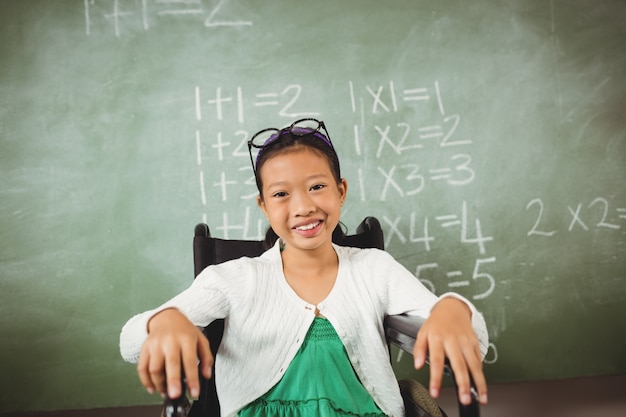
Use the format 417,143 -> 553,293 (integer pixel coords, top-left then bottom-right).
120,119 -> 489,417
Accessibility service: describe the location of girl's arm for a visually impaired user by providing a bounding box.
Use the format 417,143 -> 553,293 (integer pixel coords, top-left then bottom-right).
368,249 -> 488,406
120,261 -> 242,398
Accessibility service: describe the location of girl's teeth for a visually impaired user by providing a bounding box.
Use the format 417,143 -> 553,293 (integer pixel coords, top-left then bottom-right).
297,222 -> 319,231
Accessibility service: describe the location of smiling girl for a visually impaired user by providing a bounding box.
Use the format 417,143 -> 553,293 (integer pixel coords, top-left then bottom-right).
119,119 -> 489,417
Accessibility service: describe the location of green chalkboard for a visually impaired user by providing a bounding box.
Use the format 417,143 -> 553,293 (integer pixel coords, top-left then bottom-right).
1,0 -> 625,412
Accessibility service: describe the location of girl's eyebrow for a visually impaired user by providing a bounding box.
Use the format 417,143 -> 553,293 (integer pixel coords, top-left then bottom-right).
265,173 -> 331,190
305,173 -> 332,182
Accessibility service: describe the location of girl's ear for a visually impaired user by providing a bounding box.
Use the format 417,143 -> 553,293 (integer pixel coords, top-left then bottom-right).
339,178 -> 348,205
257,195 -> 268,217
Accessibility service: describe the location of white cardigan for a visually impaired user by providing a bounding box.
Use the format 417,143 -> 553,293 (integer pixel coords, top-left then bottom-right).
120,242 -> 488,417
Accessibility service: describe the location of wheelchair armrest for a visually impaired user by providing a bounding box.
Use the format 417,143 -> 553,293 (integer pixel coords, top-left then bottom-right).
385,314 -> 426,354
384,314 -> 480,417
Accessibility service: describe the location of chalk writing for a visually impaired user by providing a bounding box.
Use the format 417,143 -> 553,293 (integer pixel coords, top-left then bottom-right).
414,257 -> 496,300
483,343 -> 499,365
370,117 -> 469,158
526,198 -> 557,236
349,80 -> 447,117
374,123 -> 421,157
376,165 -> 424,199
526,197 -> 624,236
342,79 -> 476,202
382,201 -> 493,255
214,207 -> 264,240
196,85 -> 320,124
83,0 -> 252,37
193,79 -> 479,215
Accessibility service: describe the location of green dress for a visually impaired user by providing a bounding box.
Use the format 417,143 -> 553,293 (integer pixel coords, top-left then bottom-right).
238,317 -> 387,417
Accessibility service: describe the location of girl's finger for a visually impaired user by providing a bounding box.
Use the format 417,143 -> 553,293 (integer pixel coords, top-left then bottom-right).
137,344 -> 156,394
466,344 -> 488,404
413,329 -> 428,369
426,338 -> 445,399
447,345 -> 472,405
181,339 -> 201,399
150,358 -> 168,396
197,332 -> 214,380
163,346 -> 182,399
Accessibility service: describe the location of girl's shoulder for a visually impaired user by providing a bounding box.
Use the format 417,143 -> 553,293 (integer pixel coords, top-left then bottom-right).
212,251 -> 274,271
336,246 -> 410,281
197,247 -> 277,283
335,245 -> 395,265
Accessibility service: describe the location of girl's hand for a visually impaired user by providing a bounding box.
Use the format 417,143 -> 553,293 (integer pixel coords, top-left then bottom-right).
413,297 -> 488,405
137,308 -> 213,399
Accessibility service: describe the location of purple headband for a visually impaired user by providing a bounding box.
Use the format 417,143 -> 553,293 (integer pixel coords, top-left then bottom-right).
262,126 -> 332,147
255,126 -> 334,166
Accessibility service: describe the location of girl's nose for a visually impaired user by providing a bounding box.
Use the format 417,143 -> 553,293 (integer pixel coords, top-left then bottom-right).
292,192 -> 315,216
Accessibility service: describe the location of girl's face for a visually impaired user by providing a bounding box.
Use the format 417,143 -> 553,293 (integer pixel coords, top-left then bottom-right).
257,146 -> 347,254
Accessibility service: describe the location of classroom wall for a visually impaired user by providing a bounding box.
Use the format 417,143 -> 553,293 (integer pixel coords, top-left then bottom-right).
1,0 -> 625,413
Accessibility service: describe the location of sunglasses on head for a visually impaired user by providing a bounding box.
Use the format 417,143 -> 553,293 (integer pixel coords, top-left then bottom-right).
247,118 -> 335,175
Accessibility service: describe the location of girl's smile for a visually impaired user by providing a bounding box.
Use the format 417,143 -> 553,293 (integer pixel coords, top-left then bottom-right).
293,219 -> 323,236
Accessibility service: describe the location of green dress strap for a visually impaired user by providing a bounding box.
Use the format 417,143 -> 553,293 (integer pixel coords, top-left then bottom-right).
238,317 -> 387,417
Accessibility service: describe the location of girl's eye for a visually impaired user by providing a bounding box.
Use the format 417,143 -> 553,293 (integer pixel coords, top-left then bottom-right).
272,191 -> 288,198
310,184 -> 325,191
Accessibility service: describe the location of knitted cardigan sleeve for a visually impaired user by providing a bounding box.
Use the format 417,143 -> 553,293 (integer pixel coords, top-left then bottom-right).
119,257 -> 253,363
361,248 -> 490,358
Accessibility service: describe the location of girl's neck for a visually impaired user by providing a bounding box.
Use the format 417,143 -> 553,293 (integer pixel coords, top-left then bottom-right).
280,242 -> 339,308
280,242 -> 338,277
